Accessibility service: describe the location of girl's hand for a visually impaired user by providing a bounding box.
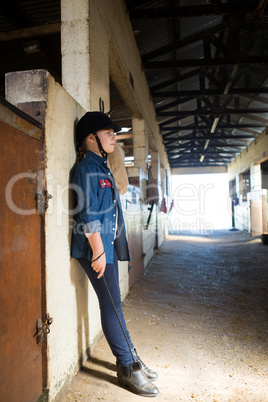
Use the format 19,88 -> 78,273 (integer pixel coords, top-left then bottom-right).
86,232 -> 106,279
91,252 -> 106,279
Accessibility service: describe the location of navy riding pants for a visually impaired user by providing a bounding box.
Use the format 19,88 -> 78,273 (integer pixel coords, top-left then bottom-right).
77,250 -> 134,367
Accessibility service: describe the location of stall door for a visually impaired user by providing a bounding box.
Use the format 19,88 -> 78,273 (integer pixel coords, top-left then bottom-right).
250,198 -> 262,237
0,118 -> 44,401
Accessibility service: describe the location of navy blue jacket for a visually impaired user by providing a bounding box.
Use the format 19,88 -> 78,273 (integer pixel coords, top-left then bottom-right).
71,151 -> 130,263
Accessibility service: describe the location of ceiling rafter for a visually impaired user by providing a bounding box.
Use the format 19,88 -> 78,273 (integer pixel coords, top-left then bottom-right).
129,4 -> 259,19
155,97 -> 195,112
146,56 -> 268,69
170,163 -> 228,167
150,68 -> 200,92
170,154 -> 234,160
165,143 -> 246,150
153,87 -> 268,97
160,123 -> 265,130
157,107 -> 268,117
142,22 -> 228,62
141,4 -> 267,168
162,133 -> 256,140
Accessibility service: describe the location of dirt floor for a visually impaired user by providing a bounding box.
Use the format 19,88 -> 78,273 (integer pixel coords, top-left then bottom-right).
60,230 -> 268,402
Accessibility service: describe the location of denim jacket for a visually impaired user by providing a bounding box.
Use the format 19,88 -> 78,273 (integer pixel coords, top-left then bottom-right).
71,151 -> 130,263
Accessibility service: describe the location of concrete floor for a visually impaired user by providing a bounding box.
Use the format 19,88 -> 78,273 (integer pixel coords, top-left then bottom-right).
61,230 -> 268,402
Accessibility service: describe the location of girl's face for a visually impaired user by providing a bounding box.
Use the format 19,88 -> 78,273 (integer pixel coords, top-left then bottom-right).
97,128 -> 116,154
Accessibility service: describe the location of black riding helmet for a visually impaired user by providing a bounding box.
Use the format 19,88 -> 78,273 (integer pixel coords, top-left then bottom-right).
76,111 -> 121,158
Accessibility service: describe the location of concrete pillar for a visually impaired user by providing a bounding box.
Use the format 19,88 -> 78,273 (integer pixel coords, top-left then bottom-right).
133,117 -> 148,173
250,163 -> 262,191
150,150 -> 160,185
61,0 -> 91,110
160,165 -> 166,197
61,0 -> 110,111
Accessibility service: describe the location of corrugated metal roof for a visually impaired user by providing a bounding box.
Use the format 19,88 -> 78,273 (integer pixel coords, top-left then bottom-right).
180,15 -> 223,38
126,0 -> 268,168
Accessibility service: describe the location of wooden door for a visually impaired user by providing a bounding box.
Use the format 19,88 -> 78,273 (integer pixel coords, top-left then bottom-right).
0,114 -> 44,401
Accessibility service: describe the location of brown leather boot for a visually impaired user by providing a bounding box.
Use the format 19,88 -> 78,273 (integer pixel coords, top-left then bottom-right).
117,361 -> 159,397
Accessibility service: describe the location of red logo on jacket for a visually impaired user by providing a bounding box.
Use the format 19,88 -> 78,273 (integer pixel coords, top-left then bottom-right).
99,179 -> 112,188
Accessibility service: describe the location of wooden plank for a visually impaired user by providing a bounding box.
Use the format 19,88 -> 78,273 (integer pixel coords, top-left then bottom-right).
0,22 -> 61,42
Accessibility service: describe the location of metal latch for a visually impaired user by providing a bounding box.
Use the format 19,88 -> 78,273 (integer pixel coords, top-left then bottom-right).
35,190 -> 52,214
35,314 -> 53,346
44,190 -> 52,210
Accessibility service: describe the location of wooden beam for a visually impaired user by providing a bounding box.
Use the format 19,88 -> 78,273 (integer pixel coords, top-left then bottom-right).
0,23 -> 61,42
110,99 -> 126,107
118,144 -> 133,149
116,133 -> 133,140
112,119 -> 132,126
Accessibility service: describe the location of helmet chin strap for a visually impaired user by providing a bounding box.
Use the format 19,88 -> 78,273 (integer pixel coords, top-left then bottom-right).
94,132 -> 107,159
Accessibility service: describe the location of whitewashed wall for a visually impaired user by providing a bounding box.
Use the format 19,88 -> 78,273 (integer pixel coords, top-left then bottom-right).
44,73 -> 129,399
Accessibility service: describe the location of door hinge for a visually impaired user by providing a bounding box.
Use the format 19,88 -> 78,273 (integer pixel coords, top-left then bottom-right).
35,314 -> 53,346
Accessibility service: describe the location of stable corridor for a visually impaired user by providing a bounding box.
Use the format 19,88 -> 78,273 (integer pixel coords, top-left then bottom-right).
62,231 -> 268,401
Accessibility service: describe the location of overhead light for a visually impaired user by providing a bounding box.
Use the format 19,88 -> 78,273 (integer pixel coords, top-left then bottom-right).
223,82 -> 231,95
204,139 -> 210,150
211,117 -> 219,133
120,127 -> 131,132
125,157 -> 134,166
23,40 -> 40,54
200,155 -> 205,162
223,65 -> 239,94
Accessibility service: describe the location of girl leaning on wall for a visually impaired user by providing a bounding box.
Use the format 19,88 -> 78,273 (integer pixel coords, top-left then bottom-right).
70,111 -> 159,397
